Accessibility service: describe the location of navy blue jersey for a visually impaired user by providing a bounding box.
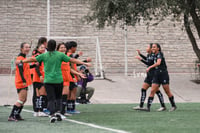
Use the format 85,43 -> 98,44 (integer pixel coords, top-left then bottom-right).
140,53 -> 155,67
154,52 -> 167,70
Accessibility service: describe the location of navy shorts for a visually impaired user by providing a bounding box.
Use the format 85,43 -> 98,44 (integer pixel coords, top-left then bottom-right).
17,87 -> 28,93
69,82 -> 77,90
33,82 -> 44,90
144,71 -> 153,85
152,70 -> 169,85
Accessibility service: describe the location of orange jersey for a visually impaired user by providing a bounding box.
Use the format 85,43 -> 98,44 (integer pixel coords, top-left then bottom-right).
61,61 -> 71,86
15,55 -> 32,89
32,54 -> 45,83
67,52 -> 77,82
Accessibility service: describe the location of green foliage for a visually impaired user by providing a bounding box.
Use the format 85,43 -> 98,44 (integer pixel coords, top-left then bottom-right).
85,0 -> 200,28
85,0 -> 200,60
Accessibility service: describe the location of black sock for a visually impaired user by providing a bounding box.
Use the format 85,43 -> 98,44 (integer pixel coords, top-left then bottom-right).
147,97 -> 154,109
36,97 -> 40,112
61,95 -> 67,114
32,96 -> 37,112
39,95 -> 47,111
156,91 -> 166,107
10,105 -> 21,118
72,100 -> 75,111
140,89 -> 146,108
169,96 -> 176,107
16,106 -> 23,118
67,100 -> 72,111
9,105 -> 18,117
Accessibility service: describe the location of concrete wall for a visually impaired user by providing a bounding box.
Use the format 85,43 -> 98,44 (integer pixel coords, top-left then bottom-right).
0,0 -> 199,75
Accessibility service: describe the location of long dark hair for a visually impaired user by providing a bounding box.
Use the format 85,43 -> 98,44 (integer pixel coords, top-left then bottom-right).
56,42 -> 65,51
20,42 -> 26,49
38,37 -> 47,45
47,39 -> 56,54
66,41 -> 77,50
155,43 -> 162,52
32,43 -> 45,55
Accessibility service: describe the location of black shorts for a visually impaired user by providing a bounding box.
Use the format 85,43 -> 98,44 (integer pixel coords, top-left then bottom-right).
17,87 -> 28,93
144,71 -> 154,85
33,82 -> 44,90
152,70 -> 169,85
69,82 -> 77,90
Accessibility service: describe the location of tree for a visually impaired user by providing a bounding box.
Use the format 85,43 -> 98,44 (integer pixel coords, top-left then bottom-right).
85,0 -> 200,61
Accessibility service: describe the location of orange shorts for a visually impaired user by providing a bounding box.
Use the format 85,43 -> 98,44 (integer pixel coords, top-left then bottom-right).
63,81 -> 70,86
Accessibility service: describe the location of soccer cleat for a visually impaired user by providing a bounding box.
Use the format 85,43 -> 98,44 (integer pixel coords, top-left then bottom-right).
55,113 -> 62,121
43,109 -> 50,115
16,115 -> 24,120
169,106 -> 177,112
139,107 -> 150,112
133,106 -> 143,110
50,116 -> 57,123
157,107 -> 167,112
8,116 -> 18,122
38,112 -> 49,117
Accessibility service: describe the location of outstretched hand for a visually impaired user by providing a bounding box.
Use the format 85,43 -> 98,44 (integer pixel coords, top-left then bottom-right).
79,73 -> 87,79
15,60 -> 21,65
84,63 -> 92,67
136,49 -> 140,55
135,56 -> 142,61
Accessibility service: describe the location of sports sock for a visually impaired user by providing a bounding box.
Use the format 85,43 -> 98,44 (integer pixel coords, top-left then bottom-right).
156,90 -> 166,107
169,96 -> 176,107
139,89 -> 146,108
9,105 -> 20,118
72,100 -> 75,111
61,95 -> 67,114
147,97 -> 154,109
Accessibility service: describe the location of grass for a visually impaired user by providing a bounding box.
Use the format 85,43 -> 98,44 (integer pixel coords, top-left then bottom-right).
0,103 -> 200,133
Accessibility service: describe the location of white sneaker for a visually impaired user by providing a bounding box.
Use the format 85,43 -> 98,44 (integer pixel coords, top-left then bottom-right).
50,116 -> 57,123
157,107 -> 166,112
133,106 -> 143,110
33,112 -> 38,117
54,113 -> 62,121
38,112 -> 49,117
64,112 -> 72,117
169,106 -> 177,112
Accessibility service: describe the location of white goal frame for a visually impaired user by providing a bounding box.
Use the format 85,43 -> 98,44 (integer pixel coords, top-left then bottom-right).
48,36 -> 104,79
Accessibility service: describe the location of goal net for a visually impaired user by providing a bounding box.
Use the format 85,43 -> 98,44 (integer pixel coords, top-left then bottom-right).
48,36 -> 104,79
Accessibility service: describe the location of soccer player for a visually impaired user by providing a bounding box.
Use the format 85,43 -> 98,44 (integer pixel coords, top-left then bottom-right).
133,44 -> 166,111
8,43 -> 34,121
144,43 -> 177,112
65,41 -> 82,114
16,39 -> 91,123
32,43 -> 48,117
56,42 -> 85,116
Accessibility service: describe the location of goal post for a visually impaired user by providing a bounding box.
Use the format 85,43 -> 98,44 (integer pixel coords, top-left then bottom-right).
48,36 -> 104,79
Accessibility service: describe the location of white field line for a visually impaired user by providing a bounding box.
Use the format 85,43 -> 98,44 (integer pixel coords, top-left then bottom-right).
8,107 -> 130,133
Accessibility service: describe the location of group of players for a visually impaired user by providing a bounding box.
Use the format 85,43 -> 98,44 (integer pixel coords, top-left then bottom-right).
8,37 -> 92,122
7,37 -> 176,123
133,43 -> 177,112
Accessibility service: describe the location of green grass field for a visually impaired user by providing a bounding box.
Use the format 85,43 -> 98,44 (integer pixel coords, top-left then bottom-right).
0,103 -> 200,133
